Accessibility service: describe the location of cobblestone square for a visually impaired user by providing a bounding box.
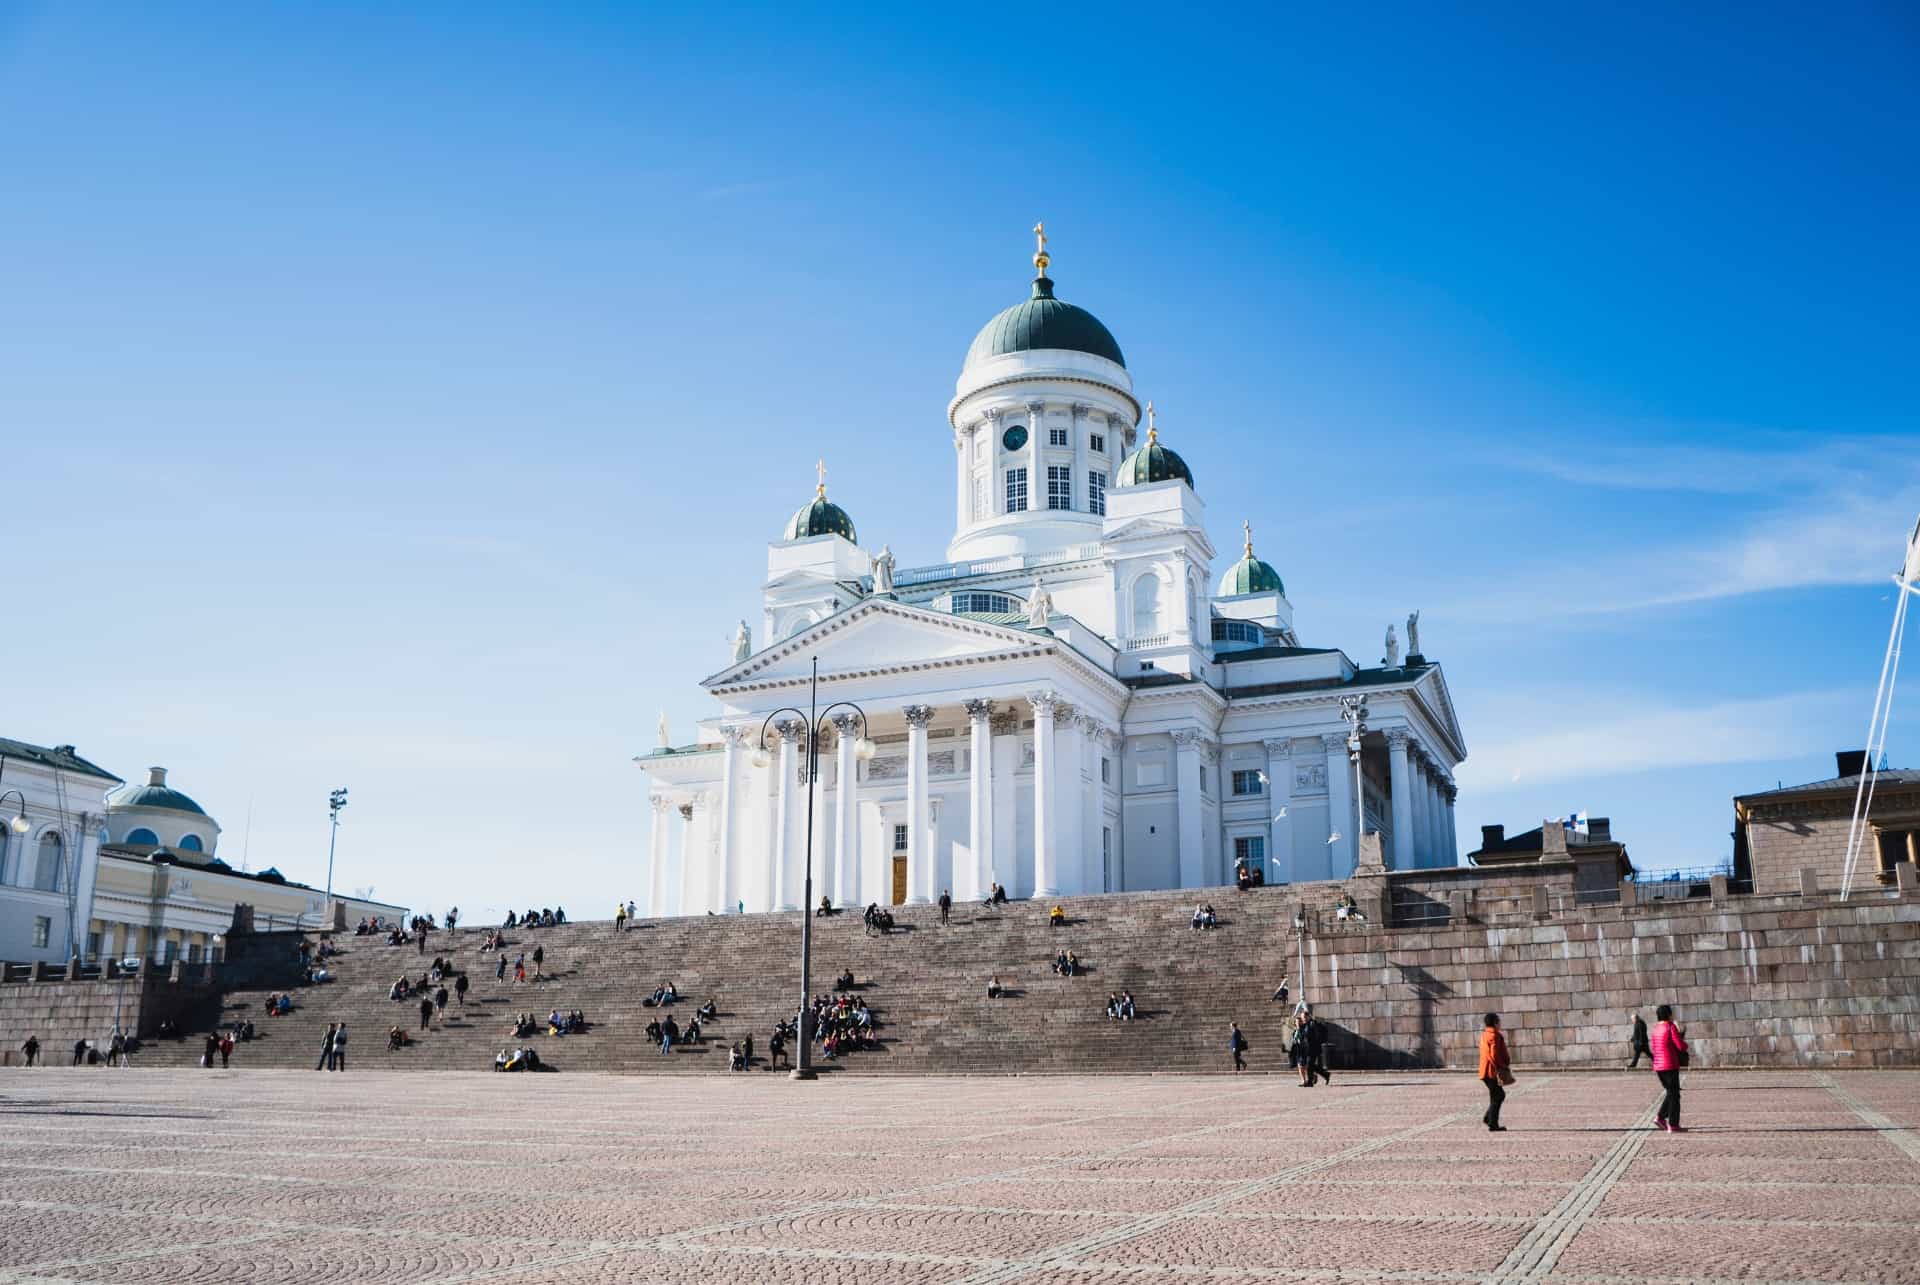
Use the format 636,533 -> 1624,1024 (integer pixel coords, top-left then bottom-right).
1,1068 -> 1916,1284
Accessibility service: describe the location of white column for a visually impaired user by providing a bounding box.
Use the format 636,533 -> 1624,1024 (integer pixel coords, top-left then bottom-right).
964,699 -> 995,903
1386,730 -> 1413,871
674,802 -> 699,915
1172,729 -> 1205,888
647,796 -> 672,918
1411,750 -> 1432,869
1263,739 -> 1293,884
1025,399 -> 1044,513
699,791 -> 723,913
1055,704 -> 1083,894
955,428 -> 970,529
1030,693 -> 1058,898
904,705 -> 934,904
991,711 -> 1019,893
771,722 -> 801,911
1443,780 -> 1460,865
716,728 -> 743,913
1077,715 -> 1100,896
1324,734 -> 1356,878
1430,770 -> 1450,868
832,714 -> 860,907
1071,402 -> 1089,511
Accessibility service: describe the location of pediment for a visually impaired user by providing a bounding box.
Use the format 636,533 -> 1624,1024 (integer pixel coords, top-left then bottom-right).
704,598 -> 1052,690
1101,517 -> 1186,544
1415,666 -> 1468,759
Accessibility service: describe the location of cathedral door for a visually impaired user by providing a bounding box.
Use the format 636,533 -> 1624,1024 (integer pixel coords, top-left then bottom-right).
891,857 -> 908,905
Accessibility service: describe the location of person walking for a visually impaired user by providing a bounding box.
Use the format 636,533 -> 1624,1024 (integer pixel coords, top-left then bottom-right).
316,1023 -> 337,1072
218,1031 -> 234,1068
419,996 -> 434,1030
532,944 -> 545,981
495,954 -> 507,983
20,1035 -> 39,1067
1479,1012 -> 1513,1132
1306,1010 -> 1330,1085
1627,1013 -> 1650,1069
1650,1004 -> 1689,1133
938,889 -> 952,926
615,902 -> 628,932
454,972 -> 469,1007
1229,1022 -> 1248,1073
513,952 -> 526,984
331,1022 -> 348,1072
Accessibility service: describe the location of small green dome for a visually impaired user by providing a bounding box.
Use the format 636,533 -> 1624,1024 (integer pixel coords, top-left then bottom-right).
1220,553 -> 1284,596
1115,418 -> 1195,491
965,277 -> 1125,369
109,767 -> 208,818
783,488 -> 857,543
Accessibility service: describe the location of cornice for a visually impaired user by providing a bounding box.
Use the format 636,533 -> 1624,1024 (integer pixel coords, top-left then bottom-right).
949,374 -> 1139,430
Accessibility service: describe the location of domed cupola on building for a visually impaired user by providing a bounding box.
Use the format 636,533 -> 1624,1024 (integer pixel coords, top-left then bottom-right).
106,766 -> 222,859
948,225 -> 1142,563
782,465 -> 857,544
1220,520 -> 1283,596
1115,402 -> 1195,491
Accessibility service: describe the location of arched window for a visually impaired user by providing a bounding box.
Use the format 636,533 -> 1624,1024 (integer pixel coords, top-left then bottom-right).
34,832 -> 63,892
0,831 -> 10,885
1132,573 -> 1163,637
178,834 -> 204,852
126,828 -> 160,847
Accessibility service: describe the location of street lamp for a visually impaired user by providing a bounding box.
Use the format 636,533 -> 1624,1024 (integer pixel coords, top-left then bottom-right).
1338,696 -> 1370,866
754,656 -> 873,1081
325,787 -> 349,912
0,789 -> 29,836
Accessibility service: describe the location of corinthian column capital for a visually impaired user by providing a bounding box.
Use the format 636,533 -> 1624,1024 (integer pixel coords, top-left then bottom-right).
902,704 -> 935,730
963,698 -> 996,721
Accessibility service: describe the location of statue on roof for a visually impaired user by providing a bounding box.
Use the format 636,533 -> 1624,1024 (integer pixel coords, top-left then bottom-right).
1406,610 -> 1421,657
1384,623 -> 1400,668
656,711 -> 671,748
1027,576 -> 1053,630
730,620 -> 751,665
872,545 -> 895,595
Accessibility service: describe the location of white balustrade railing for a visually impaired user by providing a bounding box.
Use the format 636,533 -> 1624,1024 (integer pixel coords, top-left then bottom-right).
1123,633 -> 1170,651
893,542 -> 1106,589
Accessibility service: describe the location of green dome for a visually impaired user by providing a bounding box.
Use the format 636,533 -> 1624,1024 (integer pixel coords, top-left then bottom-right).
109,777 -> 208,818
1220,553 -> 1284,596
1115,431 -> 1195,491
965,277 -> 1125,369
783,489 -> 857,543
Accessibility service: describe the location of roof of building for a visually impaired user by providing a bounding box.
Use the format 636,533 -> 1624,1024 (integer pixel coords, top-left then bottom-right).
1217,645 -> 1342,664
108,782 -> 210,818
1219,552 -> 1283,597
633,743 -> 723,762
965,275 -> 1125,369
1737,768 -> 1920,805
783,489 -> 857,543
0,736 -> 122,784
98,844 -> 405,907
1115,432 -> 1194,490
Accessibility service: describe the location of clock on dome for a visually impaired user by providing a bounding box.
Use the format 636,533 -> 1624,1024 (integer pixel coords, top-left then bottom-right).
1002,425 -> 1028,452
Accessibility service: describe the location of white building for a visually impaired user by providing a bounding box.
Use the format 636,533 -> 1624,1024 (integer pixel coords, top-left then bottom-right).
0,737 -> 118,964
637,230 -> 1466,914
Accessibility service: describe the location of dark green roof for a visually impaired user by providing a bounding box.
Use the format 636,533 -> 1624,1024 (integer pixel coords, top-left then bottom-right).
965,277 -> 1125,369
109,783 -> 209,817
1115,436 -> 1195,490
1219,553 -> 1284,596
0,736 -> 122,783
783,491 -> 857,543
1216,645 -> 1340,664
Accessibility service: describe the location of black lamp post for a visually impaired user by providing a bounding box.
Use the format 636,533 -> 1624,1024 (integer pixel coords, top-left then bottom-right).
754,656 -> 872,1081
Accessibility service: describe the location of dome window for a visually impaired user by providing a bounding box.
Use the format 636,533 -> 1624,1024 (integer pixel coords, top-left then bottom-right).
954,592 -> 1018,615
1211,619 -> 1263,645
126,828 -> 160,847
179,834 -> 204,853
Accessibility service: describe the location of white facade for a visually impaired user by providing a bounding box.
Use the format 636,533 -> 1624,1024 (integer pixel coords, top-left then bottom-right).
638,240 -> 1467,914
0,739 -> 118,964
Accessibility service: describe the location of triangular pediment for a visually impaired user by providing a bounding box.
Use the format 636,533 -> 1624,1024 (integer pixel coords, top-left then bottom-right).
704,598 -> 1053,690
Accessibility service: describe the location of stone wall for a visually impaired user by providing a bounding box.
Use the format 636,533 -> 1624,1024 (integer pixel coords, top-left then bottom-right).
1745,812 -> 1854,897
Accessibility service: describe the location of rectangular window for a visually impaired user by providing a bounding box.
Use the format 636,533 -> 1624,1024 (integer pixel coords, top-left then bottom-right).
187,942 -> 202,964
86,931 -> 101,958
1048,426 -> 1068,447
1235,835 -> 1266,866
1047,465 -> 1071,511
1090,432 -> 1106,454
1200,767 -> 1209,794
1100,757 -> 1111,785
32,917 -> 50,949
973,477 -> 987,523
1005,467 -> 1027,513
893,824 -> 909,852
1088,470 -> 1107,516
1232,769 -> 1264,797
1102,826 -> 1113,892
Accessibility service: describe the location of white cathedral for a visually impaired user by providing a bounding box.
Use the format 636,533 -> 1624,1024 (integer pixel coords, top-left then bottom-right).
638,229 -> 1466,915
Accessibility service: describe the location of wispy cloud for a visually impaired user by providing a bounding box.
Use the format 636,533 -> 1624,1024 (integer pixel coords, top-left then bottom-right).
1456,688 -> 1853,788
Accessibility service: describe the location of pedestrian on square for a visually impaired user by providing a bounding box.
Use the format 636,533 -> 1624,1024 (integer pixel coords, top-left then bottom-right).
218,1031 -> 234,1068
1627,1013 -> 1650,1069
434,985 -> 449,1016
201,1033 -> 218,1068
20,1035 -> 38,1066
1650,1005 -> 1689,1133
1479,1013 -> 1513,1132
331,1022 -> 348,1071
1229,1022 -> 1248,1072
316,1023 -> 337,1072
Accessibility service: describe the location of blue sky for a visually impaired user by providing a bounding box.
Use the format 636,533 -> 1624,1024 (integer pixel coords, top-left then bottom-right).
2,5 -> 1915,918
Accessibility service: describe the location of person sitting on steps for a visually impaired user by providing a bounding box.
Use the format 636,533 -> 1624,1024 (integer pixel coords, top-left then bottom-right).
1192,904 -> 1217,930
816,895 -> 834,917
982,882 -> 1008,909
834,969 -> 856,992
697,998 -> 718,1021
1120,991 -> 1136,1020
987,975 -> 1004,999
1048,904 -> 1067,927
768,1027 -> 789,1071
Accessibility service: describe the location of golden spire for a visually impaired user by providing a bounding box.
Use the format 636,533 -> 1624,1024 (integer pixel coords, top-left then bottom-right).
815,458 -> 827,498
1146,401 -> 1159,443
1032,220 -> 1050,277
1243,519 -> 1254,558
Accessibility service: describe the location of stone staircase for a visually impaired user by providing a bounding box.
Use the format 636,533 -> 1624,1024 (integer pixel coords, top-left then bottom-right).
133,886 -> 1324,1075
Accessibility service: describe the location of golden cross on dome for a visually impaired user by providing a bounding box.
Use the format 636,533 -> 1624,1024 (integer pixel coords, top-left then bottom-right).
1243,519 -> 1254,557
816,458 -> 827,496
1146,401 -> 1158,441
1032,220 -> 1050,276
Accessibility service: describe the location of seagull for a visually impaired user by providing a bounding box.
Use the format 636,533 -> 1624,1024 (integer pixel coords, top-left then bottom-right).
1326,831 -> 1341,845
1273,807 -> 1288,821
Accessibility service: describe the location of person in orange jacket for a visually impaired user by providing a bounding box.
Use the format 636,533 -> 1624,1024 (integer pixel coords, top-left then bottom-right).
1478,1012 -> 1514,1132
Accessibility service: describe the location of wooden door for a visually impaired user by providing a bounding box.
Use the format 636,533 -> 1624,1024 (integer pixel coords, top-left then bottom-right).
891,856 -> 908,905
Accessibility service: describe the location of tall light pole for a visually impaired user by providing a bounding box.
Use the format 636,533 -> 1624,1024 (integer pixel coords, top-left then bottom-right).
752,657 -> 874,1081
325,787 -> 349,912
1339,696 -> 1369,865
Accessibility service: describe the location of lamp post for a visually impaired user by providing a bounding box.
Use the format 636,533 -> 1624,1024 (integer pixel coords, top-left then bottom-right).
1338,696 -> 1369,864
0,789 -> 28,838
325,788 -> 348,915
752,657 -> 874,1080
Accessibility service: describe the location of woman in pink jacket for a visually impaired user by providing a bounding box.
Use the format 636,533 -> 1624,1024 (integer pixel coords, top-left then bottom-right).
1650,1003 -> 1689,1133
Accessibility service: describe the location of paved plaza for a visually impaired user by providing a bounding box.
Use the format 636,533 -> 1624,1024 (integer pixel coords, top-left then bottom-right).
0,1069 -> 1916,1284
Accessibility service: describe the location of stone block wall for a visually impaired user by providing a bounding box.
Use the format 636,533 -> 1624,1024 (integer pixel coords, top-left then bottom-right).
1746,813 -> 1854,897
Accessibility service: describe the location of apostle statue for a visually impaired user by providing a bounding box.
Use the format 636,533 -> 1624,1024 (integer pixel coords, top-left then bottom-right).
730,620 -> 752,664
1384,623 -> 1401,668
872,545 -> 895,595
657,710 -> 671,748
1027,576 -> 1054,630
1406,610 -> 1421,657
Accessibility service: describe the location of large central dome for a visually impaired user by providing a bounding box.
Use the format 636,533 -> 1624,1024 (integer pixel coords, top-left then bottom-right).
964,276 -> 1125,370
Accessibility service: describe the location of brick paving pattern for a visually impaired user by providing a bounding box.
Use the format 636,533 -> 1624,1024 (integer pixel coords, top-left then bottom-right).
0,1069 -> 1916,1283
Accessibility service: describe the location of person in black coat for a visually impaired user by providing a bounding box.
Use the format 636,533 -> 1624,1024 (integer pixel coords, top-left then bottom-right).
1627,1013 -> 1651,1068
